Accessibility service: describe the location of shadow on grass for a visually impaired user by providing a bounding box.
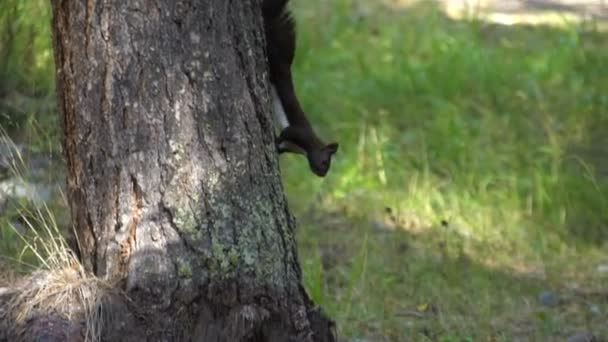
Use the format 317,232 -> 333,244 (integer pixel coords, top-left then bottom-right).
0,202 -> 604,341
297,206 -> 608,340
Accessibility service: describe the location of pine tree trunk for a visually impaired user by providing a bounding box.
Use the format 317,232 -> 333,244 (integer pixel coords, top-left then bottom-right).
50,0 -> 334,340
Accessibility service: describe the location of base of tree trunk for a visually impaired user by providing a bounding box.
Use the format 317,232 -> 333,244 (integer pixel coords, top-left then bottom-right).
0,270 -> 335,342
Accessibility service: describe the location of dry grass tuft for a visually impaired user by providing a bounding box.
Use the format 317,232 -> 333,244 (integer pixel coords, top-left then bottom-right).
0,130 -> 113,342
6,265 -> 112,342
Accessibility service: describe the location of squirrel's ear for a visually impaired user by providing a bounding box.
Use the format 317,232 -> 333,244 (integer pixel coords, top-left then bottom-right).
326,142 -> 339,154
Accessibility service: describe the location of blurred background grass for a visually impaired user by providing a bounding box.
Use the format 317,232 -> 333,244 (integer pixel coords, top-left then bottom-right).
1,0 -> 607,340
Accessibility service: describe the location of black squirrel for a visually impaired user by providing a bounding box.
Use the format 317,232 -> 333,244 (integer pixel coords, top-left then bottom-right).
262,0 -> 339,177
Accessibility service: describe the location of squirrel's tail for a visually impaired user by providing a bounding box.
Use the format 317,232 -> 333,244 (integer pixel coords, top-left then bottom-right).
263,0 -> 296,66
262,0 -> 290,20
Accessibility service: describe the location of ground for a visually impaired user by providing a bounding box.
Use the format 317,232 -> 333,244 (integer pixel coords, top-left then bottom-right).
1,0 -> 607,341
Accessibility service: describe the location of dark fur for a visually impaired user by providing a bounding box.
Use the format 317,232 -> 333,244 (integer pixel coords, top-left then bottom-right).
262,0 -> 338,177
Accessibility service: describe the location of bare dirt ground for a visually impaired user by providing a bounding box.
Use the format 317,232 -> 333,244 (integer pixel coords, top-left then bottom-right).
392,0 -> 608,25
442,0 -> 606,16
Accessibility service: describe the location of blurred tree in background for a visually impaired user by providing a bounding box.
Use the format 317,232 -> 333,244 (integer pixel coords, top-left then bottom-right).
0,0 -> 54,135
0,0 -> 53,94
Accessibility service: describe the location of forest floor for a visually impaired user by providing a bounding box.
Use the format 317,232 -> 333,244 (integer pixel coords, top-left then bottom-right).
284,1 -> 608,340
437,0 -> 608,18
392,0 -> 608,27
1,0 -> 607,341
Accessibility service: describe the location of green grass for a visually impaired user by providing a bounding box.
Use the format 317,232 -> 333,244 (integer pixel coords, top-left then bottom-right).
282,0 -> 608,340
0,0 -> 53,95
2,0 -> 608,340
0,0 -> 56,144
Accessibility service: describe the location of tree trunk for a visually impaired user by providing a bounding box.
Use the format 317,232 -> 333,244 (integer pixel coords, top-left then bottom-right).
50,0 -> 334,340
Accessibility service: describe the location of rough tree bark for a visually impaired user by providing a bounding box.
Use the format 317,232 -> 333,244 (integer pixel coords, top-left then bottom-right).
50,0 -> 334,341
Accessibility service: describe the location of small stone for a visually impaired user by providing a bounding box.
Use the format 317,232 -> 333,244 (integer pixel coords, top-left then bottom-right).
567,332 -> 597,342
597,264 -> 608,273
588,304 -> 601,315
0,287 -> 11,296
371,220 -> 392,232
0,178 -> 53,204
538,291 -> 558,307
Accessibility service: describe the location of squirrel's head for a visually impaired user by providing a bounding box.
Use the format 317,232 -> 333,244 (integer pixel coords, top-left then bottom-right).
308,142 -> 339,177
